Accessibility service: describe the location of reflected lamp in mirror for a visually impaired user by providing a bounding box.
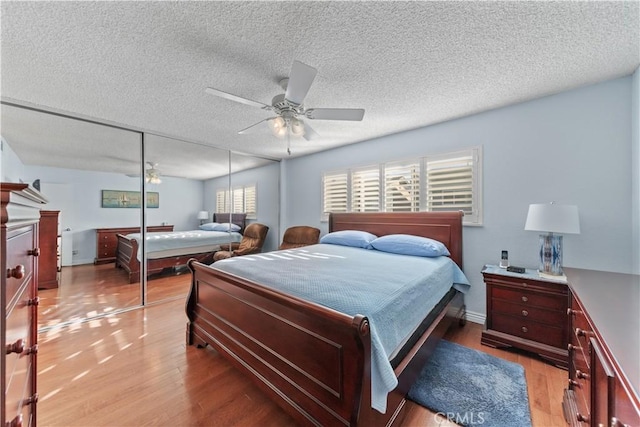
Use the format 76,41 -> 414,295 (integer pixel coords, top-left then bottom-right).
524,203 -> 580,275
197,211 -> 209,225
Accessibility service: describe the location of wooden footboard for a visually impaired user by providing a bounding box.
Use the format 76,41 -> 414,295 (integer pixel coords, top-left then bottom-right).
186,259 -> 465,427
116,234 -> 217,284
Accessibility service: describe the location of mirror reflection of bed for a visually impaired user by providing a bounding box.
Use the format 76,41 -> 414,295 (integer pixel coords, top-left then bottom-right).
115,213 -> 247,283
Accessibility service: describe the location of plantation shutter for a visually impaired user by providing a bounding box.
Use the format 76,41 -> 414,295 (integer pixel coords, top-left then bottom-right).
216,189 -> 229,213
232,188 -> 244,214
425,149 -> 477,221
384,161 -> 420,212
351,167 -> 380,212
244,185 -> 256,219
323,172 -> 348,218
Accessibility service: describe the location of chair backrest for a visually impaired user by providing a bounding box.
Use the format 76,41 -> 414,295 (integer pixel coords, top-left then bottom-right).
235,223 -> 269,255
279,226 -> 320,250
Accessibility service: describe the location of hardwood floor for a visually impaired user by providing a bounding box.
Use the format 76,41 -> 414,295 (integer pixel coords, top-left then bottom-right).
38,263 -> 192,329
37,267 -> 567,426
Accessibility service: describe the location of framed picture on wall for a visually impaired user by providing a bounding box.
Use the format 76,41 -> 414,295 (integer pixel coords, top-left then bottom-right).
101,190 -> 159,208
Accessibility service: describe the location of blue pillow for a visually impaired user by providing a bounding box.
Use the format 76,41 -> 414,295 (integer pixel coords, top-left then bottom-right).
213,222 -> 241,232
370,234 -> 450,257
320,230 -> 377,249
199,222 -> 220,231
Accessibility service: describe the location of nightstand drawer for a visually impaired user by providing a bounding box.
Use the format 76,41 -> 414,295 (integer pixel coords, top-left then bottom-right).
492,286 -> 565,311
492,299 -> 566,325
492,313 -> 564,348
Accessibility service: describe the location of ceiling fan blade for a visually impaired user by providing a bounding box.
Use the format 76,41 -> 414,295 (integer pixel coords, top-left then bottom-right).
205,87 -> 272,110
284,61 -> 317,105
305,108 -> 365,121
302,121 -> 319,141
238,118 -> 277,134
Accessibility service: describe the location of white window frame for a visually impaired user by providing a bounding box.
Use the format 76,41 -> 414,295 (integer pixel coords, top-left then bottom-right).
320,146 -> 483,226
216,183 -> 257,219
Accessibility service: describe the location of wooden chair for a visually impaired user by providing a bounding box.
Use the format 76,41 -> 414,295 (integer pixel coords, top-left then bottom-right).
278,226 -> 320,250
213,223 -> 269,261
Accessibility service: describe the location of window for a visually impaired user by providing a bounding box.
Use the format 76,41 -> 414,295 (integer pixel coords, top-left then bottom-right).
351,167 -> 380,212
216,184 -> 257,219
322,172 -> 348,219
321,147 -> 482,225
384,160 -> 420,212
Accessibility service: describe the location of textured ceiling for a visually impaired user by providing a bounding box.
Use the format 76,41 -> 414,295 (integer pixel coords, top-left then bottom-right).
1,1 -> 638,179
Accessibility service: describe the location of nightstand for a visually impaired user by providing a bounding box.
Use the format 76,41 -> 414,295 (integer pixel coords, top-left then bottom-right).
481,264 -> 569,369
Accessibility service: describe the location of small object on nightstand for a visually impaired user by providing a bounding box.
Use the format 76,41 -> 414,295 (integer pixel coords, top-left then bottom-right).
499,250 -> 509,268
506,265 -> 526,274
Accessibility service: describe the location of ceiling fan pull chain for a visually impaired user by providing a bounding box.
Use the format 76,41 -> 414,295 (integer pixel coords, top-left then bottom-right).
287,127 -> 291,156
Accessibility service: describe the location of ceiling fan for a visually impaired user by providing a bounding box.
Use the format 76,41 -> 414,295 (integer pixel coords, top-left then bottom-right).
145,162 -> 162,184
205,60 -> 365,154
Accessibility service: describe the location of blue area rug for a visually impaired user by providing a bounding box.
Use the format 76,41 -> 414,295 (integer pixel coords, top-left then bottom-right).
407,340 -> 532,427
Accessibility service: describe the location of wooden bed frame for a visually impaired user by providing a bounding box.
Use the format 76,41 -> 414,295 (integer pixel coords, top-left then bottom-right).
186,212 -> 466,426
116,213 -> 246,284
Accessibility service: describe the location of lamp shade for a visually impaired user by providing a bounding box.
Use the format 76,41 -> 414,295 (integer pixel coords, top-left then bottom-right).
197,211 -> 209,221
524,203 -> 580,234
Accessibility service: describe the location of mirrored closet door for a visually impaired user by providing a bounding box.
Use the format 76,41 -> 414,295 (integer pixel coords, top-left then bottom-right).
0,103 -> 145,330
142,134 -> 232,305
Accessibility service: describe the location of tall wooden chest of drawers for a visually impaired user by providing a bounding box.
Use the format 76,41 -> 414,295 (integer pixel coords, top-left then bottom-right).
2,183 -> 47,427
481,264 -> 569,368
563,268 -> 639,427
38,210 -> 60,290
94,225 -> 173,264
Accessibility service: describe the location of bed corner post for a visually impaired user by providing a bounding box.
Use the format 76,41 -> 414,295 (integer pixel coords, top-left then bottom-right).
185,258 -> 198,346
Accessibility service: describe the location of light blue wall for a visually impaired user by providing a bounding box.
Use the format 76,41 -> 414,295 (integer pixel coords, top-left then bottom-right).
282,76 -> 636,320
20,164 -> 204,265
205,161 -> 281,252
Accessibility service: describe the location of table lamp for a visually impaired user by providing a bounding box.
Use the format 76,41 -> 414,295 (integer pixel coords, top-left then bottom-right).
524,202 -> 580,275
197,211 -> 209,225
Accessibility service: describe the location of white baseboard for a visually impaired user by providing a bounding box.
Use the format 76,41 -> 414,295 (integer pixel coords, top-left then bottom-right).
464,310 -> 485,325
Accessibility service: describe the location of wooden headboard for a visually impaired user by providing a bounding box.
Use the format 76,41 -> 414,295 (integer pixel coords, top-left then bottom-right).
329,211 -> 464,268
213,213 -> 247,233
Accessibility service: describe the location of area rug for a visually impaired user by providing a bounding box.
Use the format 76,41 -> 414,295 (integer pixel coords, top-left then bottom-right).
407,340 -> 532,427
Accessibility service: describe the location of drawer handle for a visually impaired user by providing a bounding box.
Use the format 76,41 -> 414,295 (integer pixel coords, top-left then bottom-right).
521,326 -> 528,333
27,297 -> 40,306
28,247 -> 40,257
521,296 -> 528,302
24,344 -> 38,356
567,308 -> 582,316
576,412 -> 589,423
7,265 -> 25,279
6,414 -> 23,427
576,370 -> 590,380
6,338 -> 25,355
576,328 -> 592,338
569,379 -> 581,388
521,310 -> 529,317
23,393 -> 38,406
568,343 -> 581,352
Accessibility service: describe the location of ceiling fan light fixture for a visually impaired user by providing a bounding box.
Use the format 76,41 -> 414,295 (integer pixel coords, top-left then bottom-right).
145,173 -> 161,184
290,117 -> 304,137
268,116 -> 286,136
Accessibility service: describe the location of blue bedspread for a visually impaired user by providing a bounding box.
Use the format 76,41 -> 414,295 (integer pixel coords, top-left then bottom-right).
127,230 -> 242,261
212,243 -> 470,413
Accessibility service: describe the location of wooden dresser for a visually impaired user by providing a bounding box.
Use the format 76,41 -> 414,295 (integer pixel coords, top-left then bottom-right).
38,211 -> 60,290
563,268 -> 640,427
94,225 -> 173,264
1,183 -> 47,427
481,264 -> 569,368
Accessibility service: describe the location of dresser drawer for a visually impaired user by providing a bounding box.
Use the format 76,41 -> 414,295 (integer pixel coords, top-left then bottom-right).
5,282 -> 35,423
6,226 -> 36,311
492,298 -> 566,325
492,313 -> 564,348
492,286 -> 566,311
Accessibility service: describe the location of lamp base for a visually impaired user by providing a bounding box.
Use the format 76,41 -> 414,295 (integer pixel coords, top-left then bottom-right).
538,233 -> 563,275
